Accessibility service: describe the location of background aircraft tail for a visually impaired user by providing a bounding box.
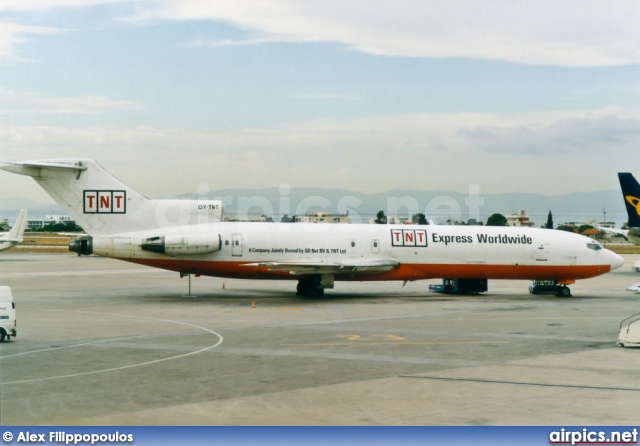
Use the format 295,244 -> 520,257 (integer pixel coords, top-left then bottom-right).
618,172 -> 640,228
1,159 -> 223,235
5,209 -> 27,241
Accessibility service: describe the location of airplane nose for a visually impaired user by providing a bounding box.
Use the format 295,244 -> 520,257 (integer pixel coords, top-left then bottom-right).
609,251 -> 624,271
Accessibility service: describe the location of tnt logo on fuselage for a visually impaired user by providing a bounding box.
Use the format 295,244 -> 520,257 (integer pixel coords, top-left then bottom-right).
84,190 -> 126,214
391,229 -> 428,247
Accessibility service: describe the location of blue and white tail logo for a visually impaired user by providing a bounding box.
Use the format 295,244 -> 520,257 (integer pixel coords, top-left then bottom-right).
619,173 -> 640,228
84,190 -> 127,214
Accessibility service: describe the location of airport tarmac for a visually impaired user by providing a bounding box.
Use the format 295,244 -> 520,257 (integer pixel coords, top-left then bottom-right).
0,251 -> 639,426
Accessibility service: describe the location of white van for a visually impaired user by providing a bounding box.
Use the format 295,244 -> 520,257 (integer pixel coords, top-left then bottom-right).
0,286 -> 17,342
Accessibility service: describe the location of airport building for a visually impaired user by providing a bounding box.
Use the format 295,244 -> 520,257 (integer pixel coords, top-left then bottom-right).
506,210 -> 535,227
585,219 -> 616,229
562,220 -> 617,229
27,214 -> 74,230
294,211 -> 350,223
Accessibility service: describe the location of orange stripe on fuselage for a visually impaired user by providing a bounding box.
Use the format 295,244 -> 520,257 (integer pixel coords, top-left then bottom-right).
120,258 -> 611,282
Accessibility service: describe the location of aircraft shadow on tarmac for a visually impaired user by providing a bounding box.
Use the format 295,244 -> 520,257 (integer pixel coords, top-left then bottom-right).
129,288 -> 616,306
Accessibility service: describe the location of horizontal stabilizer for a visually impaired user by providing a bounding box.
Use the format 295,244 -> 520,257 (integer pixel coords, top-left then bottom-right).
1,160 -> 87,176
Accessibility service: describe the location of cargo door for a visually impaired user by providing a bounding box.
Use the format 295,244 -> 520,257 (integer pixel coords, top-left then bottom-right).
232,234 -> 243,257
535,239 -> 549,262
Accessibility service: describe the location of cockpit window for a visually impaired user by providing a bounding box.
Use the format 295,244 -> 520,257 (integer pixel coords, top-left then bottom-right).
587,242 -> 602,251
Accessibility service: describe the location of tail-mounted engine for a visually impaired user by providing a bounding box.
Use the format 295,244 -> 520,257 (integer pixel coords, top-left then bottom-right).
141,234 -> 222,256
69,236 -> 93,256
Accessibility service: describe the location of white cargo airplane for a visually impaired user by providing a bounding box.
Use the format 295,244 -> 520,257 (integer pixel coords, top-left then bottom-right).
0,159 -> 624,296
0,209 -> 28,252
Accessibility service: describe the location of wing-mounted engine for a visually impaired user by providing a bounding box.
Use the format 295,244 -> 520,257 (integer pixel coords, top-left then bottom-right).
141,234 -> 222,256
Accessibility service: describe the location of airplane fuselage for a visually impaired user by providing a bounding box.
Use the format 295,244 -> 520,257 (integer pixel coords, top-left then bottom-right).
86,222 -> 618,283
0,240 -> 20,252
626,228 -> 640,245
0,209 -> 28,253
1,159 -> 624,296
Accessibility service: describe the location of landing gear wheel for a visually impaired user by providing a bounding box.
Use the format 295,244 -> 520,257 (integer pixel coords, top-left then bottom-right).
296,280 -> 324,297
0,331 -> 5,342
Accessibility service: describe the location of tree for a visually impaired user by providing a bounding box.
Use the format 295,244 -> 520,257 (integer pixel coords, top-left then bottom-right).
36,221 -> 84,233
556,224 -> 578,233
486,213 -> 507,226
578,224 -> 594,234
375,210 -> 387,224
412,213 -> 428,225
544,211 -> 554,229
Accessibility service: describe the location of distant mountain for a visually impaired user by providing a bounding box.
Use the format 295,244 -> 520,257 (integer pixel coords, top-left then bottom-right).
0,197 -> 65,223
0,197 -> 57,210
0,188 -> 626,227
175,187 -> 626,226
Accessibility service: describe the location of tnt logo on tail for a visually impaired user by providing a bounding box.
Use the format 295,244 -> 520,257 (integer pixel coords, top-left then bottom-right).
84,190 -> 126,214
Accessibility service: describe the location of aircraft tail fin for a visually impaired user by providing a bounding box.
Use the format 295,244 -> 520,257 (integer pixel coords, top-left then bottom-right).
1,159 -> 223,235
6,209 -> 27,241
618,172 -> 640,228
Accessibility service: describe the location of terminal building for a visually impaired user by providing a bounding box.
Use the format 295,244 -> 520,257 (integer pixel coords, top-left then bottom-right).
26,214 -> 74,230
585,219 -> 616,229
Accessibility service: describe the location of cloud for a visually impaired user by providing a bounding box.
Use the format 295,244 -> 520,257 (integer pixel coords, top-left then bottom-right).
0,0 -> 130,13
0,20 -> 63,63
3,1 -> 639,66
2,109 -> 639,155
0,89 -> 142,114
186,36 -> 298,48
2,108 -> 639,197
457,112 -> 640,155
128,0 -> 640,67
293,94 -> 359,101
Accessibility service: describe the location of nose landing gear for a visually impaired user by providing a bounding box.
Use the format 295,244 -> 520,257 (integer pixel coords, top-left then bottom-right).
529,280 -> 572,297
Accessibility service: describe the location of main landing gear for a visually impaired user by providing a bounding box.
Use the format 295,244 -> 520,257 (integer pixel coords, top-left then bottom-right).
296,280 -> 324,297
296,275 -> 334,298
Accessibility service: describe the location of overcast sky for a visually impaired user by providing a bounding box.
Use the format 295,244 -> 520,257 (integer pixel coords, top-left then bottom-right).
1,0 -> 640,203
